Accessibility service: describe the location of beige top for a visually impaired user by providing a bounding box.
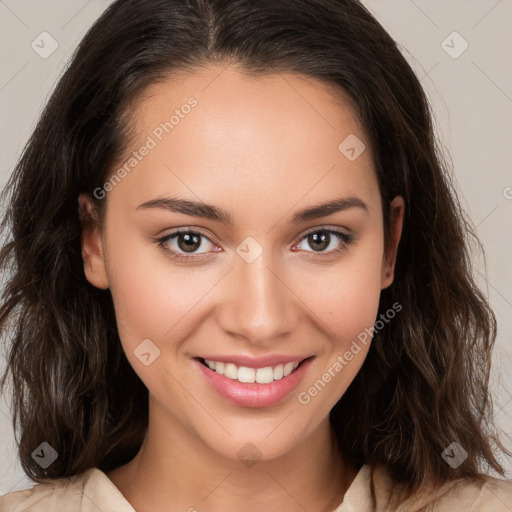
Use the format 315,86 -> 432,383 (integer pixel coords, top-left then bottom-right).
1,463 -> 512,511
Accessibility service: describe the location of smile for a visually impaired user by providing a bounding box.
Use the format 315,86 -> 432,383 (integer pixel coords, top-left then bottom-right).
201,358 -> 301,384
195,356 -> 315,408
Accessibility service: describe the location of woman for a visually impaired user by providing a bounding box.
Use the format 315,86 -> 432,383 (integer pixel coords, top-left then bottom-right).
0,0 -> 510,510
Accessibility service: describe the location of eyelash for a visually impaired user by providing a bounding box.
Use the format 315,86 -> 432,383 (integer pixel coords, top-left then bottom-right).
153,226 -> 354,263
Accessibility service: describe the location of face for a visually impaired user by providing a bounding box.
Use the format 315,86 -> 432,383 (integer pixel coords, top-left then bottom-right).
80,64 -> 404,463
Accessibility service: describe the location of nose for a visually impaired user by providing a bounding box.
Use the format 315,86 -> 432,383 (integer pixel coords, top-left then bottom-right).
216,250 -> 299,346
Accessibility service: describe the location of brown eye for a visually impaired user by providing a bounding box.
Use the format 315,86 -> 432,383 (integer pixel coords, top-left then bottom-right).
176,232 -> 202,253
307,231 -> 330,252
155,229 -> 218,262
295,228 -> 353,255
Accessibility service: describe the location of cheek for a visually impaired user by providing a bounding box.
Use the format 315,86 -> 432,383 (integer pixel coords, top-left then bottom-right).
103,229 -> 216,348
104,239 -> 224,400
295,234 -> 383,397
304,234 -> 384,339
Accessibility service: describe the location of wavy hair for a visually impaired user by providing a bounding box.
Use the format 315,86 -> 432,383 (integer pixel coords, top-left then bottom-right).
0,0 -> 508,505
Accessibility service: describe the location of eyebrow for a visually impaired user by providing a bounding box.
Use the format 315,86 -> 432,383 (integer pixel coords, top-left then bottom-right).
136,195 -> 369,225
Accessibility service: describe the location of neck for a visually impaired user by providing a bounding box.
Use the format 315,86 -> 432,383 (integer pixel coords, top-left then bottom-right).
107,399 -> 357,512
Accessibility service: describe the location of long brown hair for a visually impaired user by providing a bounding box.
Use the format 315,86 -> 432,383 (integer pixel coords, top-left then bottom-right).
0,0 -> 508,504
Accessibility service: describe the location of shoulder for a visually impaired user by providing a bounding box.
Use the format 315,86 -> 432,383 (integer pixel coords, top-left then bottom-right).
430,475 -> 512,511
0,468 -> 99,511
370,464 -> 512,511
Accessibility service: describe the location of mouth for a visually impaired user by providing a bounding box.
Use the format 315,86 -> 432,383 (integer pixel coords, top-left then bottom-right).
194,355 -> 315,408
196,356 -> 313,384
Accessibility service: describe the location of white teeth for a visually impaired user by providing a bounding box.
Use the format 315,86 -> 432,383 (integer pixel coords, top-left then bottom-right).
283,362 -> 295,377
224,363 -> 238,380
273,364 -> 284,380
203,359 -> 303,383
238,366 -> 255,383
255,367 -> 274,384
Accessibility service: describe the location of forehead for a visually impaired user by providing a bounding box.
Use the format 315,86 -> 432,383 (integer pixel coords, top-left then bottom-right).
107,65 -> 379,216
131,65 -> 367,153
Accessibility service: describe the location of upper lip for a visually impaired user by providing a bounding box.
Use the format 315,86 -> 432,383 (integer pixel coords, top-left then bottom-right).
196,354 -> 313,368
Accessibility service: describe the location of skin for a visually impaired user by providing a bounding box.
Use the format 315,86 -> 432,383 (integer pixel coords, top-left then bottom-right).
79,64 -> 404,512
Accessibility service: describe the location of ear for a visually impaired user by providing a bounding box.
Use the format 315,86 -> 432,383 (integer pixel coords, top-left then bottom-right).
78,193 -> 110,290
381,195 -> 405,290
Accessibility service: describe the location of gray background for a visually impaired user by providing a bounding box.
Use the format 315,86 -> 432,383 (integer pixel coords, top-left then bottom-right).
0,0 -> 511,495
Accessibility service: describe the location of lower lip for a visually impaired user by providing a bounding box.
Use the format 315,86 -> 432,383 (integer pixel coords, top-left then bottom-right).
195,357 -> 314,408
